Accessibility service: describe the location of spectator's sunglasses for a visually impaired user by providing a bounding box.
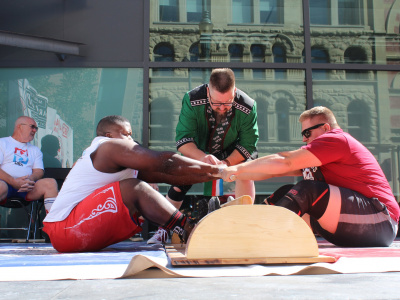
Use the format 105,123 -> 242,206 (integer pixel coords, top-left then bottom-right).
301,123 -> 325,138
21,123 -> 39,130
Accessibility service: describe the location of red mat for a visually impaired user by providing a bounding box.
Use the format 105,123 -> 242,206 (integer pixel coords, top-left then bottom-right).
318,239 -> 400,260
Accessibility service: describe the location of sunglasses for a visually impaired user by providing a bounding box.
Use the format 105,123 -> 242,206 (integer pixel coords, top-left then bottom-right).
208,90 -> 234,107
301,123 -> 325,138
21,123 -> 39,130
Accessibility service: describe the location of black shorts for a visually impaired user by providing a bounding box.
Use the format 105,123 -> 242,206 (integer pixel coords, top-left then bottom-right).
310,186 -> 398,247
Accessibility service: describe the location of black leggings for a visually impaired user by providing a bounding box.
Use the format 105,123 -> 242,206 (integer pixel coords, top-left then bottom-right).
268,181 -> 397,247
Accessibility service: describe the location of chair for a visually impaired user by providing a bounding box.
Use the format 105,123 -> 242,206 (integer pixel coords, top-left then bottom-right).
0,197 -> 44,242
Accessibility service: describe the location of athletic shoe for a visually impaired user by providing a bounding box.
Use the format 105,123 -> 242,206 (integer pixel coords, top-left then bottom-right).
208,196 -> 221,213
226,196 -> 234,203
147,227 -> 168,244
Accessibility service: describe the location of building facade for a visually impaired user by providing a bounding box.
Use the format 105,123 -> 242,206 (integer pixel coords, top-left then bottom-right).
0,0 -> 400,235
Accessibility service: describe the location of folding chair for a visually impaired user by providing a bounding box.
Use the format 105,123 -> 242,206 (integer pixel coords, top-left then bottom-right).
0,197 -> 44,242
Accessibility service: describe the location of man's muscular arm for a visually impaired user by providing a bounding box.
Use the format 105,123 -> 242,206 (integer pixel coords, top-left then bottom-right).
178,142 -> 222,165
92,139 -> 222,184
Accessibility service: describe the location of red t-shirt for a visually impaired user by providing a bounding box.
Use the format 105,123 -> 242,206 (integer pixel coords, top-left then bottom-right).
302,129 -> 400,222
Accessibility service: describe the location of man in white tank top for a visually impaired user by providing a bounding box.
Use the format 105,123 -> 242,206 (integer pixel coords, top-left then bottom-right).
43,115 -> 222,252
0,116 -> 58,213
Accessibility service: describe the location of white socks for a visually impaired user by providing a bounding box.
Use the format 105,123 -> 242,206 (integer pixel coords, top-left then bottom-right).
44,197 -> 56,214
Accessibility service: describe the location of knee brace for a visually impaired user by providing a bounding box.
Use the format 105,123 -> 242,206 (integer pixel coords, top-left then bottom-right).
167,185 -> 192,202
266,184 -> 294,205
276,180 -> 330,219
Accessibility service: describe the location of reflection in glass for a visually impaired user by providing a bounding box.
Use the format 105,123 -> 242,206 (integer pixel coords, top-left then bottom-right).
344,47 -> 368,80
229,44 -> 244,78
347,100 -> 370,142
260,0 -> 282,24
309,0 -> 330,25
276,98 -> 289,141
338,0 -> 363,25
0,68 -> 143,165
312,70 -> 400,196
273,45 -> 286,79
149,67 -> 306,194
232,0 -> 253,23
251,44 -> 265,79
159,0 -> 179,22
311,47 -> 329,80
187,0 -> 202,22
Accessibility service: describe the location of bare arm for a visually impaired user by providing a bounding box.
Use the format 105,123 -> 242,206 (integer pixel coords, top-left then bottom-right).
92,139 -> 222,184
178,142 -> 222,165
221,148 -> 321,182
29,169 -> 44,181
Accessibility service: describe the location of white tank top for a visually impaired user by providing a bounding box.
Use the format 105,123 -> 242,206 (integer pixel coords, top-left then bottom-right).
44,136 -> 138,222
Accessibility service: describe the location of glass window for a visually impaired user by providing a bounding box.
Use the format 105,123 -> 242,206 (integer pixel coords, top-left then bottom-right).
153,43 -> 174,76
309,0 -> 330,25
150,0 -> 303,64
276,99 -> 289,141
273,45 -> 286,79
344,47 -> 368,79
338,0 -> 363,25
187,0 -> 203,22
0,68 -> 143,167
347,100 -> 370,142
251,44 -> 265,79
257,99 -> 268,140
312,70 -> 400,197
150,98 -> 174,142
229,44 -> 244,78
159,0 -> 179,22
232,0 -> 253,23
149,68 -> 306,195
189,43 -> 200,62
311,47 -> 329,80
260,0 -> 282,24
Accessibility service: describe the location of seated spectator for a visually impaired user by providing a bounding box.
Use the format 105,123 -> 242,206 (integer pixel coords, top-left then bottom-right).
221,106 -> 399,247
41,134 -> 62,168
0,116 -> 58,214
43,115 -> 222,252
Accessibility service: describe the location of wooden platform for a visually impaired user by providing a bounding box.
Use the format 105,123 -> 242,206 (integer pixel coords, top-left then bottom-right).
167,202 -> 336,266
166,244 -> 335,266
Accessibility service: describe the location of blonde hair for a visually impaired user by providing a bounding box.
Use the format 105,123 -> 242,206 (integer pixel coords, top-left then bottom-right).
299,106 -> 339,128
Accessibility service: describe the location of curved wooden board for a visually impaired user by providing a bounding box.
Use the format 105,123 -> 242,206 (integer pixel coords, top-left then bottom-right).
185,205 -> 319,259
220,195 -> 254,207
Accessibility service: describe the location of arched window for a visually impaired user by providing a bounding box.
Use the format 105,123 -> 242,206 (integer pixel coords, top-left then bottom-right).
273,45 -> 286,79
347,100 -> 370,142
276,98 -> 289,141
229,44 -> 244,78
251,44 -> 265,79
256,99 -> 268,141
311,47 -> 329,80
153,43 -> 174,76
344,47 -> 368,80
150,98 -> 174,142
189,43 -> 202,78
189,43 -> 199,62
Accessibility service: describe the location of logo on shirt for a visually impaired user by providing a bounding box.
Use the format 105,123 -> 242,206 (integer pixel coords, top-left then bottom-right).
13,147 -> 29,166
302,166 -> 325,181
